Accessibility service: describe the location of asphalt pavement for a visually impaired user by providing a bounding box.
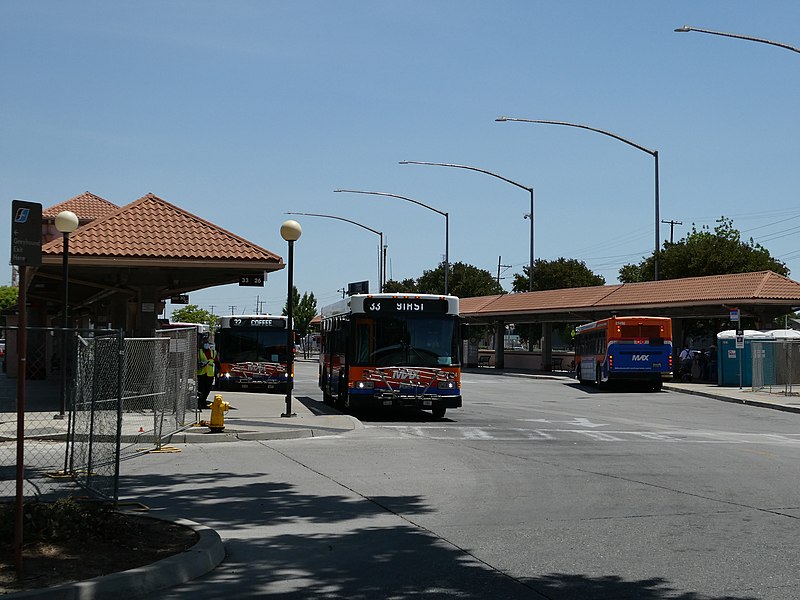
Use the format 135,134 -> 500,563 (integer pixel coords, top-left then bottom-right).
5,363 -> 800,598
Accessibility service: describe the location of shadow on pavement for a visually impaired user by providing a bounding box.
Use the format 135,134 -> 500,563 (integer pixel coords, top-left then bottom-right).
121,471 -> 757,600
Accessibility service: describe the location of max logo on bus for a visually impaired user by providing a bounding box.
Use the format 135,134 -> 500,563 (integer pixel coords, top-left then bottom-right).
631,355 -> 650,361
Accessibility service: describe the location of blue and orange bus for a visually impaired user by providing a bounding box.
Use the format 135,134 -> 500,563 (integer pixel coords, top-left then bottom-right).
214,315 -> 292,393
319,293 -> 462,418
575,316 -> 673,390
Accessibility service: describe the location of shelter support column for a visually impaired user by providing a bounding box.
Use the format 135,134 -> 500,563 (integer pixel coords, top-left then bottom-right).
542,323 -> 553,372
134,286 -> 161,337
494,320 -> 505,370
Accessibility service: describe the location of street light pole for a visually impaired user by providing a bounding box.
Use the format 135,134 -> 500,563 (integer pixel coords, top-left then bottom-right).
280,220 -> 302,418
496,117 -> 661,281
399,160 -> 535,292
334,189 -> 450,295
285,212 -> 385,292
54,210 -> 79,420
674,25 -> 800,54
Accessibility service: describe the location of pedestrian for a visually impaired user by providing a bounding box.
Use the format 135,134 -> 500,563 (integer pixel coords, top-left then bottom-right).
679,344 -> 693,380
197,333 -> 218,409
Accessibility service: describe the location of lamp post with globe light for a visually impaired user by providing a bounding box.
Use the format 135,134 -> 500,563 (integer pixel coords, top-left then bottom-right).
54,210 -> 79,419
280,220 -> 302,418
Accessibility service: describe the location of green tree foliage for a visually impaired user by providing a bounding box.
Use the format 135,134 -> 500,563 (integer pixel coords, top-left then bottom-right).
512,258 -> 605,293
386,262 -> 503,298
170,305 -> 217,329
619,217 -> 789,283
282,287 -> 317,336
383,278 -> 418,293
0,285 -> 19,316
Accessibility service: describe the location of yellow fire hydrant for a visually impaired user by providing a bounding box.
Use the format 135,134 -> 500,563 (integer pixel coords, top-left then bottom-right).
209,394 -> 229,432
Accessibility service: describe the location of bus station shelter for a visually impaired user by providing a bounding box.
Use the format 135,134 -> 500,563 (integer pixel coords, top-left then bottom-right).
7,191 -> 284,379
460,271 -> 800,371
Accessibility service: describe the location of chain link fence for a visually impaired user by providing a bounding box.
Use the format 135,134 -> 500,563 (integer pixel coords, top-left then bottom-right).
751,339 -> 800,396
1,324 -> 197,504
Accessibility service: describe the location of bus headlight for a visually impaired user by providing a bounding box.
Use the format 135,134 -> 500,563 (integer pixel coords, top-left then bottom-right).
354,381 -> 374,390
439,380 -> 457,390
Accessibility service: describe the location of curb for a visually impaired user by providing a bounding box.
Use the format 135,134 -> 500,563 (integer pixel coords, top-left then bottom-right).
166,415 -> 364,443
5,517 -> 225,600
663,384 -> 800,415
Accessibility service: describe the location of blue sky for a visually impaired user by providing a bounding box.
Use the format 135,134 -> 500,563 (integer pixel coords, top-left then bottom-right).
3,1 -> 799,318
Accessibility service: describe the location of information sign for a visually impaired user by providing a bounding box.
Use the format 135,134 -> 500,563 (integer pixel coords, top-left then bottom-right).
11,200 -> 42,267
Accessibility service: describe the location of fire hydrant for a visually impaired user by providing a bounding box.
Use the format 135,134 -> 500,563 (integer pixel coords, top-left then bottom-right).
209,394 -> 229,432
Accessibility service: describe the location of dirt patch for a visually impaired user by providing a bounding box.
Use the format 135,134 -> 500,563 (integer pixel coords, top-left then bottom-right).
0,504 -> 198,595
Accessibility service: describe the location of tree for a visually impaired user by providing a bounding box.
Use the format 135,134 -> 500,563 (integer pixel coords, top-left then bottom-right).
0,286 -> 18,323
383,278 -> 418,293
170,304 -> 217,329
415,262 -> 503,298
282,287 -> 317,337
619,217 -> 789,283
512,258 -> 605,293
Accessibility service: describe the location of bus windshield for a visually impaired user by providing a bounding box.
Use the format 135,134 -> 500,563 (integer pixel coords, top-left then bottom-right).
353,315 -> 460,367
217,330 -> 289,363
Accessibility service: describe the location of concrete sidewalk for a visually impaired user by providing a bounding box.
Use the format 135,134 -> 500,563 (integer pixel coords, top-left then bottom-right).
663,380 -> 800,414
168,390 -> 363,443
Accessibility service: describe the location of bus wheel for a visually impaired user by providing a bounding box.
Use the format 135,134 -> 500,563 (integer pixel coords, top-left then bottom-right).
652,380 -> 663,392
595,367 -> 606,390
576,367 -> 584,385
432,406 -> 446,419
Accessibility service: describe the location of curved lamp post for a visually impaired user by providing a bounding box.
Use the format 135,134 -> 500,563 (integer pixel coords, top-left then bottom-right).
400,160 -> 535,292
675,25 -> 800,54
280,219 -> 302,418
496,116 -> 661,281
334,189 -> 450,295
54,210 -> 79,419
285,212 -> 385,292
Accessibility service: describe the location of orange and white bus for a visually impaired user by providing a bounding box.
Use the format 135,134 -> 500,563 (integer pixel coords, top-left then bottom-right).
319,293 -> 462,418
575,316 -> 673,391
215,315 -> 292,393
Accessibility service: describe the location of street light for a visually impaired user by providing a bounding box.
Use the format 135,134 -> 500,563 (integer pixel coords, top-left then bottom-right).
285,212 -> 385,292
400,160 -> 535,292
54,210 -> 79,420
496,116 -> 661,280
280,219 -> 302,418
674,25 -> 800,54
334,189 -> 450,295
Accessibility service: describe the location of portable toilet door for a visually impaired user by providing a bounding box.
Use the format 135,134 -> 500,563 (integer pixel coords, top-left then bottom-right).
716,330 -> 771,387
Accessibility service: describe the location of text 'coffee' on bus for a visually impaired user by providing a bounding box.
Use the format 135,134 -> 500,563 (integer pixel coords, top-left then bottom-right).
215,314 -> 294,393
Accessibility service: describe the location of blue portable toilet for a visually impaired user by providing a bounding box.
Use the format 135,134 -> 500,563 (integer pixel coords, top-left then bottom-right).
716,330 -> 771,387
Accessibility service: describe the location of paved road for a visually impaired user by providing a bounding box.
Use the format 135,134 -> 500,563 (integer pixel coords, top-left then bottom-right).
120,362 -> 800,599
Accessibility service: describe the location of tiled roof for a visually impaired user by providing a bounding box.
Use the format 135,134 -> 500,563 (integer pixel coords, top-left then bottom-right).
462,271 -> 800,318
42,192 -> 119,221
42,193 -> 282,264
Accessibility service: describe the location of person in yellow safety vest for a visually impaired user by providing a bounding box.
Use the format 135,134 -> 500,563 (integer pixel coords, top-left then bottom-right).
197,333 -> 218,409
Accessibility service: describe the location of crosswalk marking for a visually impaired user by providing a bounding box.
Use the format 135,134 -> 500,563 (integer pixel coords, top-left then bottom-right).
365,424 -> 800,445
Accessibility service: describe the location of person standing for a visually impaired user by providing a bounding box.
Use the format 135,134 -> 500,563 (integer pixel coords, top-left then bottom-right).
197,333 -> 218,409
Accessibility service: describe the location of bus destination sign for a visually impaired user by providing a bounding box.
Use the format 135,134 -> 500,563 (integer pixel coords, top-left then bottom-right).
363,298 -> 449,314
231,317 -> 285,329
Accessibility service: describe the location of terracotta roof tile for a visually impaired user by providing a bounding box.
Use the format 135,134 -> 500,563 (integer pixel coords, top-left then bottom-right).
462,271 -> 800,318
42,193 -> 281,264
42,192 -> 119,221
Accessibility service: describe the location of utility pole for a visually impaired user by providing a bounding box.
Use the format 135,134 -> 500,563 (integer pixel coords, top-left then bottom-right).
497,256 -> 511,287
661,219 -> 683,244
229,305 -> 236,315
